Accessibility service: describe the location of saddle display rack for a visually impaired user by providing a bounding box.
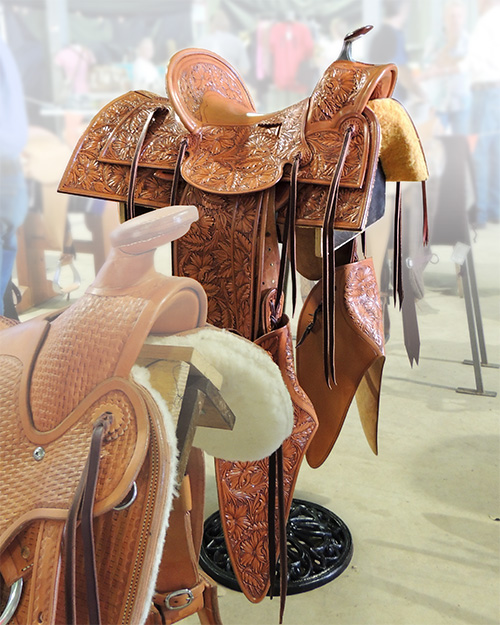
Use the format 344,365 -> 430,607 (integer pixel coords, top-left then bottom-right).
56,26 -> 429,623
432,135 -> 498,397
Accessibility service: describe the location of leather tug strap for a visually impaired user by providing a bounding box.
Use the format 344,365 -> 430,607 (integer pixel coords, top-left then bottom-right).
65,413 -> 113,625
277,446 -> 287,625
124,108 -> 158,221
322,127 -> 354,388
421,180 -> 429,246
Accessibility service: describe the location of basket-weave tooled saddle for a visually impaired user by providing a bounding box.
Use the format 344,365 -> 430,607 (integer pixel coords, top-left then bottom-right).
57,25 -> 428,618
0,206 -> 294,625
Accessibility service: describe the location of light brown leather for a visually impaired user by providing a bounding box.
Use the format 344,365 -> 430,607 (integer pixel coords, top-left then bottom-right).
0,207 -> 207,625
216,317 -> 318,603
152,447 -> 222,625
54,31 -> 429,616
296,258 -> 385,467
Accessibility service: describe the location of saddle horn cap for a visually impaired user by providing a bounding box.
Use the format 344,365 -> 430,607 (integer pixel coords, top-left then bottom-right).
337,25 -> 374,61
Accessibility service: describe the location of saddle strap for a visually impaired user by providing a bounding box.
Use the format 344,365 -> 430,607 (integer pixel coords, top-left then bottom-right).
124,108 -> 160,221
274,155 -> 300,322
65,413 -> 112,625
152,448 -> 222,625
322,126 -> 354,388
393,181 -> 403,310
23,520 -> 65,625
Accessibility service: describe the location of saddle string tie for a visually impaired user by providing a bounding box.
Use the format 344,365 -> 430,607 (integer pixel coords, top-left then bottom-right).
393,181 -> 404,310
125,108 -> 159,221
421,180 -> 429,246
322,126 -> 354,388
274,154 -> 300,324
65,413 -> 113,625
296,301 -> 322,348
277,445 -> 288,625
170,138 -> 188,206
267,450 -> 277,601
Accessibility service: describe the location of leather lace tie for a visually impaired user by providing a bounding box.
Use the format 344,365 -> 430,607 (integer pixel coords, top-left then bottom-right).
322,126 -> 354,388
124,108 -> 162,221
274,154 -> 300,323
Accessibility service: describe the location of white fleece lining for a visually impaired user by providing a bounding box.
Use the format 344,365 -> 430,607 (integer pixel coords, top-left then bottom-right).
130,365 -> 179,625
145,326 -> 294,461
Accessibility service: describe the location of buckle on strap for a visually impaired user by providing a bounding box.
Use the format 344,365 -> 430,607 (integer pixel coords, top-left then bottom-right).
164,588 -> 194,610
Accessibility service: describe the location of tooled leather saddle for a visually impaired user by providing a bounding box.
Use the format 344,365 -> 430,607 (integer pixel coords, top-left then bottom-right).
0,206 -> 294,625
57,25 -> 428,618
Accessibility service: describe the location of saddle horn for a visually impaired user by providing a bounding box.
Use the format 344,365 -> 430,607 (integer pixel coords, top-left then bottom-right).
337,24 -> 374,61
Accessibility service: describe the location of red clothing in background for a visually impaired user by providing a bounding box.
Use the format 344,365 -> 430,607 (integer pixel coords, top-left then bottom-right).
269,21 -> 314,90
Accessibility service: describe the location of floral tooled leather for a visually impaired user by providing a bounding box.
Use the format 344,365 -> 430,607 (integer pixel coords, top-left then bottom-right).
174,186 -> 271,340
216,321 -> 318,602
344,260 -> 384,352
58,90 -> 186,208
180,100 -> 309,194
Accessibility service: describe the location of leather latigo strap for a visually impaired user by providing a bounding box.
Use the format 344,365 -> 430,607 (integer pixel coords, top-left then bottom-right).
215,319 -> 318,604
296,258 -> 385,468
151,448 -> 222,625
63,387 -> 175,625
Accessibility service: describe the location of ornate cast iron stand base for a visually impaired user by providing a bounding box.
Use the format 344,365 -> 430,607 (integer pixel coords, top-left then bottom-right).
200,499 -> 353,595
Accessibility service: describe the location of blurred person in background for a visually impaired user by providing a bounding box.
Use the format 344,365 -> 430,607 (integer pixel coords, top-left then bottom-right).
467,0 -> 500,227
422,0 -> 471,136
0,37 -> 28,318
314,16 -> 348,77
368,0 -> 425,107
132,36 -> 163,92
198,9 -> 250,77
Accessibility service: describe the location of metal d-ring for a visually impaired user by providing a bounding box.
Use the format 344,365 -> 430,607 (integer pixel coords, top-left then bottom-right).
0,578 -> 23,625
113,482 -> 138,511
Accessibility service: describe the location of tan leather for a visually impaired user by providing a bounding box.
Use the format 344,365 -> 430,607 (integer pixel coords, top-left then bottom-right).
166,48 -> 257,133
53,36 -> 429,616
296,259 -> 385,468
0,207 -> 205,624
216,318 -> 318,603
152,448 -> 223,625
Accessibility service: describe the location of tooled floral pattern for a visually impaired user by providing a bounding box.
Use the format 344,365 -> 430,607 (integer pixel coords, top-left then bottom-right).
174,186 -> 265,337
308,66 -> 368,123
278,182 -> 369,231
59,91 -> 185,207
181,100 -> 309,194
344,262 -> 384,351
216,326 -> 318,602
300,121 -> 366,185
178,62 -> 252,123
